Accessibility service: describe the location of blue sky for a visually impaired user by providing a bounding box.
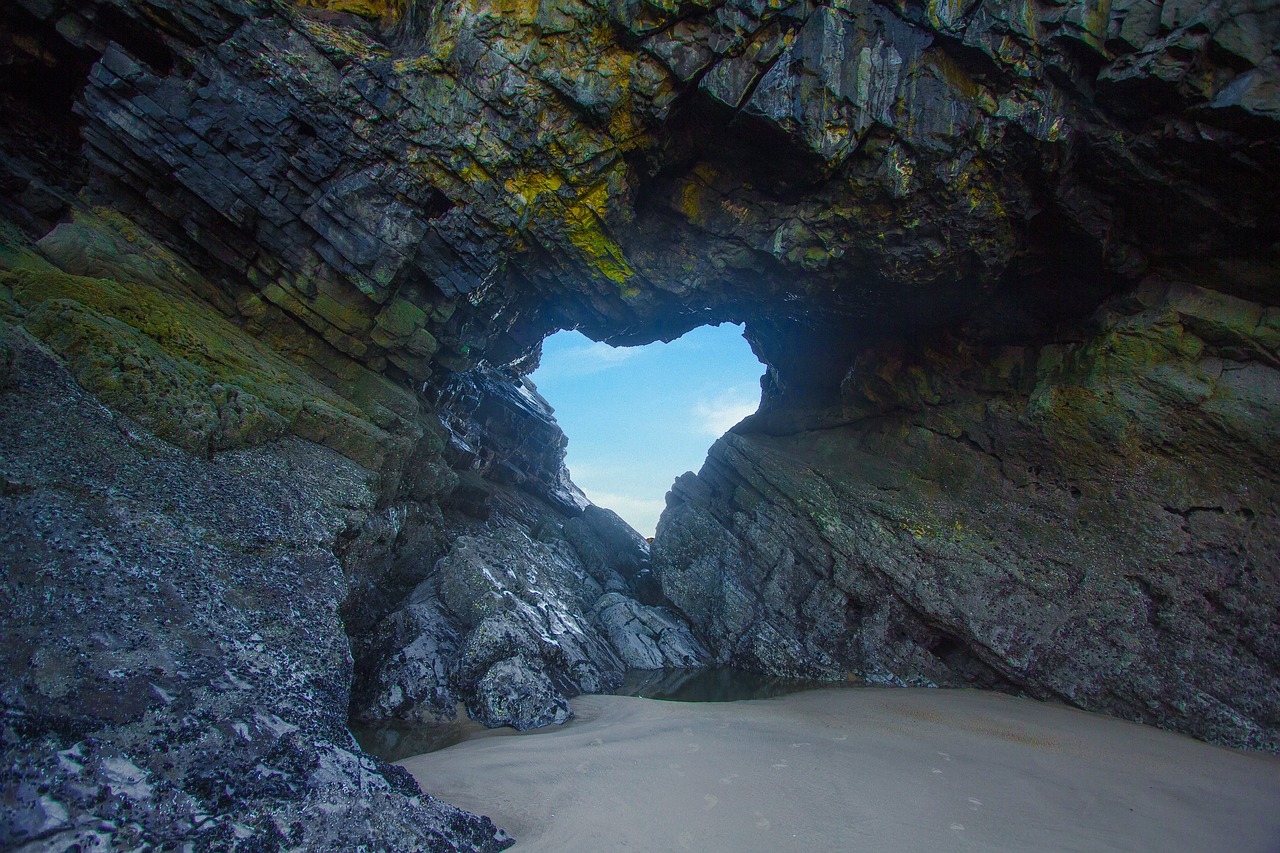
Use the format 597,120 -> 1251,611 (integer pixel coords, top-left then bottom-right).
530,324 -> 764,537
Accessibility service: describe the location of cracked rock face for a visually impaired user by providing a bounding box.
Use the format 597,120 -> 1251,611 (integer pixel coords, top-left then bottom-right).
0,323 -> 511,852
350,478 -> 710,733
2,0 -> 1279,846
0,211 -> 694,847
12,0 -> 1277,376
656,282 -> 1280,750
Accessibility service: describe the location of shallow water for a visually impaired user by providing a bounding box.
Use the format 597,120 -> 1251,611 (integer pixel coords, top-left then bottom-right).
614,667 -> 853,703
351,713 -> 491,763
352,668 -> 838,761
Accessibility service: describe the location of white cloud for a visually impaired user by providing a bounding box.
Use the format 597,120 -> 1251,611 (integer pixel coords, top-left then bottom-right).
537,340 -> 640,381
583,341 -> 639,364
693,387 -> 759,437
581,489 -> 669,538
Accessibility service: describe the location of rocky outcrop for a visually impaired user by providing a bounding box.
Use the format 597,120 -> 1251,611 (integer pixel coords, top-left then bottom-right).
594,594 -> 708,670
0,321 -> 509,851
2,0 -> 1279,845
350,378 -> 708,732
657,280 -> 1280,750
0,210 -> 693,847
12,0 -> 1275,378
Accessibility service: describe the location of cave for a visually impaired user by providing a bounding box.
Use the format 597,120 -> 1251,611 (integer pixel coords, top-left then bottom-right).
2,0 -> 1278,849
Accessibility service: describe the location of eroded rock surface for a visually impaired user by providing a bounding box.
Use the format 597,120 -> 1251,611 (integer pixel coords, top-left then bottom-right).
1,0 -> 1279,845
350,381 -> 709,732
9,0 -> 1276,377
0,323 -> 510,851
657,281 -> 1280,750
0,212 -> 688,848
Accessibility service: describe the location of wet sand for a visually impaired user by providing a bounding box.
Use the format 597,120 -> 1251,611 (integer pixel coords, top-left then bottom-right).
401,688 -> 1280,852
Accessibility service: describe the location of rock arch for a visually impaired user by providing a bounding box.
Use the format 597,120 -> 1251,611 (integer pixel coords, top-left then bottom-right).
2,0 -> 1278,847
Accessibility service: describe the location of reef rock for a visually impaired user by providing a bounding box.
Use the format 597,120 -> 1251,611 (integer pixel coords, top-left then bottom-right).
351,469 -> 711,732
467,655 -> 574,731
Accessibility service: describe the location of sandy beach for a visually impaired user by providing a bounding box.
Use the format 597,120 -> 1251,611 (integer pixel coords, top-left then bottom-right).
401,688 -> 1280,852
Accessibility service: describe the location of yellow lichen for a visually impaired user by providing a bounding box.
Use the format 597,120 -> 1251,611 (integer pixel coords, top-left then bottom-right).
675,163 -> 716,224
678,179 -> 705,224
504,172 -> 565,207
506,170 -> 637,286
294,0 -> 405,22
481,0 -> 541,25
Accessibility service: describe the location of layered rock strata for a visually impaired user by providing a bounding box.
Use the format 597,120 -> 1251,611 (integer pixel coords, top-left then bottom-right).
0,213 -> 698,849
18,0 -> 1278,377
657,280 -> 1280,750
350,369 -> 708,732
1,0 -> 1279,846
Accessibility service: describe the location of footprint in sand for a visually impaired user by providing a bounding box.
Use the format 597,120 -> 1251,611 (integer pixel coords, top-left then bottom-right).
678,832 -> 694,850
704,794 -> 718,810
937,751 -> 952,761
686,743 -> 700,753
589,738 -> 604,746
668,762 -> 685,777
754,814 -> 771,830
719,773 -> 739,785
575,762 -> 589,774
832,734 -> 848,741
931,768 -> 943,774
951,823 -> 965,832
772,760 -> 789,769
968,798 -> 983,810
791,742 -> 811,748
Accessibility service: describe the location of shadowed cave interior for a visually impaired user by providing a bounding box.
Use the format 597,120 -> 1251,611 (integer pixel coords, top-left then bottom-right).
2,0 -> 1278,849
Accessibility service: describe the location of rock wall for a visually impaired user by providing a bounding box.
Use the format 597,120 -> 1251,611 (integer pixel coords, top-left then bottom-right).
2,0 -> 1279,846
0,211 -> 697,848
14,0 -> 1277,374
350,365 -> 706,733
656,280 -> 1280,750
0,318 -> 510,849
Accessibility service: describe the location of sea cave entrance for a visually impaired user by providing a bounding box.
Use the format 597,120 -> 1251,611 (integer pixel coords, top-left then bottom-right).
530,323 -> 764,537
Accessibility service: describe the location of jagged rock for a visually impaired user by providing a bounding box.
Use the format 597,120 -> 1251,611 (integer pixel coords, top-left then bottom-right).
466,655 -> 573,731
354,594 -> 461,724
592,594 -> 709,671
656,280 -> 1280,750
1,2 -> 1279,848
563,504 -> 652,592
436,366 -> 588,515
0,321 -> 509,851
577,505 -> 651,581
5,0 -> 1265,376
354,494 -> 694,729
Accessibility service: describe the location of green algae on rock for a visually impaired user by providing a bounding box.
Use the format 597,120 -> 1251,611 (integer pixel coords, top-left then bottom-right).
1,0 -> 1279,847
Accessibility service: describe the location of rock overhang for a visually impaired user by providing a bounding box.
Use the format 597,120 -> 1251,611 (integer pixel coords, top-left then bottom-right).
1,4 -> 1279,850
1,0 -> 1278,765
9,0 -> 1274,402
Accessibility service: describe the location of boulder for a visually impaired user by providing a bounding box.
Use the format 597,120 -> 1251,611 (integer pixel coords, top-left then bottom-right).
466,656 -> 573,731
